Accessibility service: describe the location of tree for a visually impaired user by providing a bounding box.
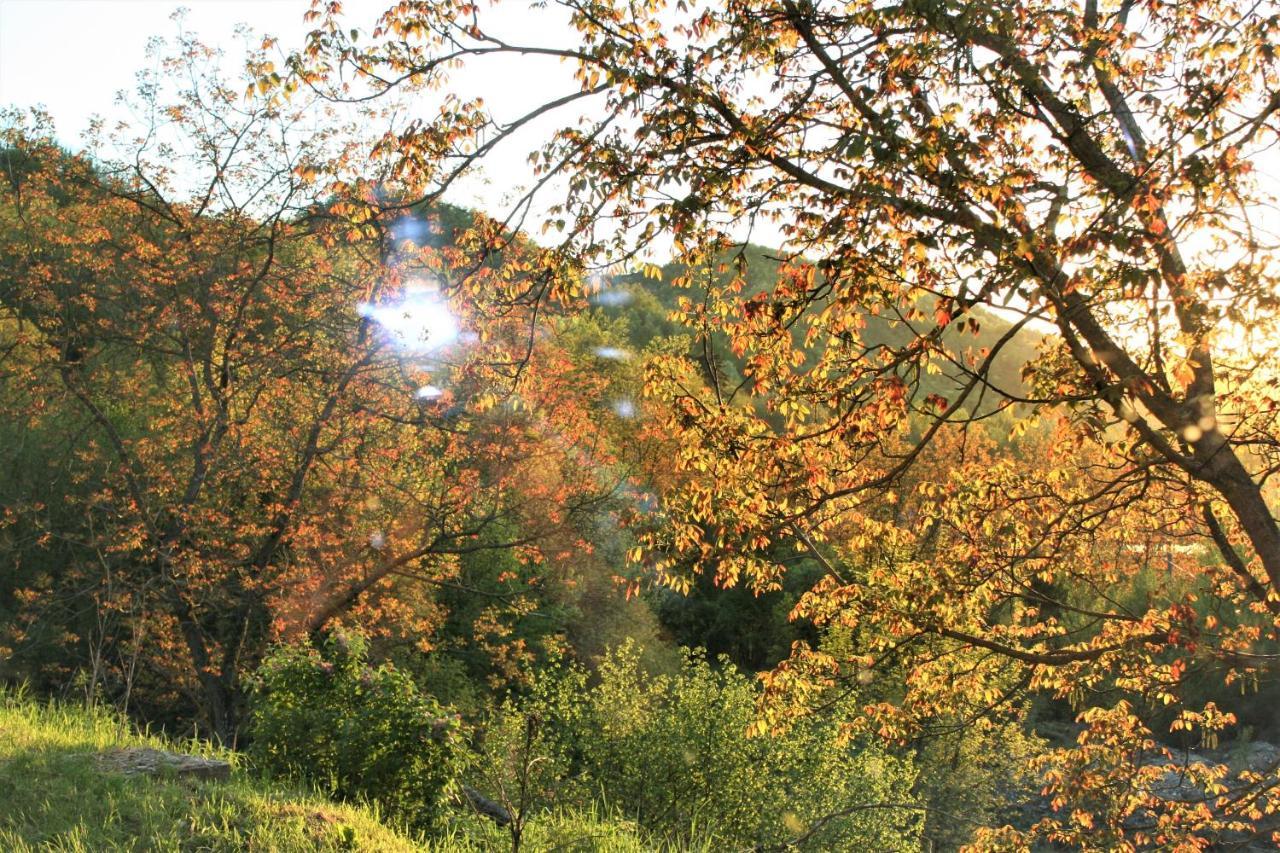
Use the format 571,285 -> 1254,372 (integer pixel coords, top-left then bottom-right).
290,0 -> 1280,843
0,31 -> 615,741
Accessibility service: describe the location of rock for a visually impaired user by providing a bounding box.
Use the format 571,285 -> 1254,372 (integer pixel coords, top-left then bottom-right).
460,784 -> 511,825
96,747 -> 231,781
1237,740 -> 1280,774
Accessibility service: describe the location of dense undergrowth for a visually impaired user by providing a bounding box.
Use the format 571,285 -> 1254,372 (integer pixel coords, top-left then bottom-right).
0,689 -> 705,852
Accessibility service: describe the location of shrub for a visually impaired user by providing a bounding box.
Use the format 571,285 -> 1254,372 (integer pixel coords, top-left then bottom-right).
468,642 -> 922,850
913,718 -> 1045,850
249,631 -> 465,833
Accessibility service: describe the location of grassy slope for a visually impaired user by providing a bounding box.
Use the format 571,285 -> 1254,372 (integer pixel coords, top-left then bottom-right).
0,692 -> 690,852
0,691 -> 421,852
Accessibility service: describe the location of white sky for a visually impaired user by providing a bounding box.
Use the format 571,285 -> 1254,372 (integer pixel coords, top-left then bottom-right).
0,0 -> 589,221
0,1 -> 352,136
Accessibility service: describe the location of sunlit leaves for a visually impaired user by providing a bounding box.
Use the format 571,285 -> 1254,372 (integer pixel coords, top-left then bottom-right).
27,0 -> 1277,841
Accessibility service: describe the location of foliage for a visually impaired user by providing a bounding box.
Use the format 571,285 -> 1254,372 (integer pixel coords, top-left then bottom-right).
818,622 -> 1048,849
248,632 -> 465,834
290,0 -> 1280,842
424,520 -> 575,694
438,804 -> 714,853
5,0 -> 1280,846
648,546 -> 822,671
913,719 -> 1045,850
0,688 -> 420,852
0,32 -> 616,739
467,642 -> 922,850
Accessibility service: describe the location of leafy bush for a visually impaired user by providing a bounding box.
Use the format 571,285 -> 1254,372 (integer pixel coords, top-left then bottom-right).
913,719 -> 1045,850
467,642 -> 922,850
249,632 -> 465,833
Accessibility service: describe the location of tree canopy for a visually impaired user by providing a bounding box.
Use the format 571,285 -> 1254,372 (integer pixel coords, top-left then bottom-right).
281,0 -> 1280,844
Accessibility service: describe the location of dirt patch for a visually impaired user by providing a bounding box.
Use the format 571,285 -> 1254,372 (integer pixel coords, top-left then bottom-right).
95,747 -> 231,781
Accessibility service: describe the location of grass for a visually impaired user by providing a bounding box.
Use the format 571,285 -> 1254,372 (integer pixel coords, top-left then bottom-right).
0,689 -> 421,852
435,804 -> 719,853
0,689 -> 719,852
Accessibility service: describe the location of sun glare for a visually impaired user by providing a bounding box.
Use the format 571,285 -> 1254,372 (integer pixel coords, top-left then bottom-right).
357,283 -> 460,353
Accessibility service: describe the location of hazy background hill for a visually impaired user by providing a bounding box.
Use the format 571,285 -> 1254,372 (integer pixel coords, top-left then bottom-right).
599,243 -> 1045,413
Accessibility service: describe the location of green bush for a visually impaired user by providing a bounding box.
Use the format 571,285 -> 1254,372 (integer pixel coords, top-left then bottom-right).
467,642 -> 922,850
248,631 -> 465,834
913,719 -> 1045,850
438,803 -> 715,852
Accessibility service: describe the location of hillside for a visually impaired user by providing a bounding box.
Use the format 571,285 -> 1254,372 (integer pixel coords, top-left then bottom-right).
604,244 -> 1045,410
0,692 -> 692,852
0,692 -> 421,852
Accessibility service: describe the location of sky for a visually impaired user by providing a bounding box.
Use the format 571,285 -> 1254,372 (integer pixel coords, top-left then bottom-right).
0,0 -> 587,221
0,1 -> 386,137
0,2 -> 359,136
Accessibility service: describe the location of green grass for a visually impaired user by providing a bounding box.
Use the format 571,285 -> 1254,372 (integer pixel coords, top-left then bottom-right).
436,805 -> 719,853
0,689 -> 422,852
0,690 -> 720,852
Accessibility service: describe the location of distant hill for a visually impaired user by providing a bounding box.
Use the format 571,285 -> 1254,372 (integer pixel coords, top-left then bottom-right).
599,244 -> 1045,413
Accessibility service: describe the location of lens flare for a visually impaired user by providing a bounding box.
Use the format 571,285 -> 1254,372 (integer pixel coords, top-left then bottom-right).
358,283 -> 460,353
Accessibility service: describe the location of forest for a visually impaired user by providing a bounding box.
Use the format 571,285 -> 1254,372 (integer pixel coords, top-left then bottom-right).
2,0 -> 1280,849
